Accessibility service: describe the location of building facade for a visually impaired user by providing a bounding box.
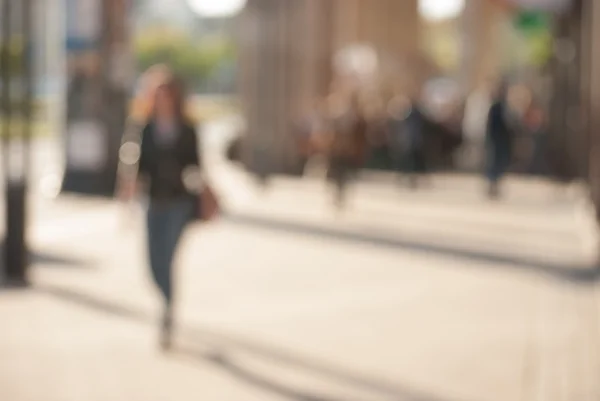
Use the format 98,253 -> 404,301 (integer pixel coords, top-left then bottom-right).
238,0 -> 422,175
61,0 -> 131,196
237,0 -> 503,175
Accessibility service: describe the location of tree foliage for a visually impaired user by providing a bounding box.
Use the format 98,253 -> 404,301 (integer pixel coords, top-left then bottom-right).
0,37 -> 26,76
527,31 -> 553,67
134,27 -> 235,89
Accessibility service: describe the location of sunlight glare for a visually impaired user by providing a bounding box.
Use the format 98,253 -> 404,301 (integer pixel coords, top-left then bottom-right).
186,0 -> 247,17
419,0 -> 465,21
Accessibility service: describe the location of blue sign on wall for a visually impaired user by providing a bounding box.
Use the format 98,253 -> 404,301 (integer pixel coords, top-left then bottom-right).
65,0 -> 101,50
66,38 -> 98,51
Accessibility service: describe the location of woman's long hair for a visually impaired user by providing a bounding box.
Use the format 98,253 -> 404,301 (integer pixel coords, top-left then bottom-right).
150,77 -> 188,124
151,76 -> 199,126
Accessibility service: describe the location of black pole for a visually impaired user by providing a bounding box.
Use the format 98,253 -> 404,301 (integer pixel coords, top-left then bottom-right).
3,0 -> 32,286
1,0 -> 11,178
1,0 -> 14,284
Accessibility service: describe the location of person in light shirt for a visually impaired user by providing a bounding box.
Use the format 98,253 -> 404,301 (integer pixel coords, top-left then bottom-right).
461,84 -> 492,171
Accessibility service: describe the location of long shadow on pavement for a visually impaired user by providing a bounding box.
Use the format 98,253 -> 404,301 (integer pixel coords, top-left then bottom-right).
176,346 -> 451,401
222,212 -> 599,286
32,251 -> 95,268
185,348 -> 346,401
0,243 -> 96,271
37,284 -> 457,401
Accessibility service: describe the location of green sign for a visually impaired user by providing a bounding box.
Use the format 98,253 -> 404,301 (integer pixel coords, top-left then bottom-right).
528,31 -> 553,65
514,11 -> 549,34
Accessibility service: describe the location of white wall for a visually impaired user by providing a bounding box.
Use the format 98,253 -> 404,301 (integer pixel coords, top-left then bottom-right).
40,0 -> 67,136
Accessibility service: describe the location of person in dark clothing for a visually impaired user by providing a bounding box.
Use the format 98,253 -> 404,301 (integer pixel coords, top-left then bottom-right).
403,100 -> 427,188
386,95 -> 411,175
524,103 -> 547,175
294,99 -> 328,174
136,78 -> 201,349
326,93 -> 367,209
485,83 -> 512,198
363,97 -> 391,170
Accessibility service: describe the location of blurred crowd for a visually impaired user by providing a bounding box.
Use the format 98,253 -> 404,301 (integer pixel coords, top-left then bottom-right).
114,63 -> 553,348
291,75 -> 549,204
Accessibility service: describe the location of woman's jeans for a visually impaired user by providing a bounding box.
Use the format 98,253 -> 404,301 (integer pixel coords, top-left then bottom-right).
146,197 -> 194,306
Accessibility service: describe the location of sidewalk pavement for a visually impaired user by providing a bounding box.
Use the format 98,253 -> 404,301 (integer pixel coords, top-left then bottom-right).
1,170 -> 600,401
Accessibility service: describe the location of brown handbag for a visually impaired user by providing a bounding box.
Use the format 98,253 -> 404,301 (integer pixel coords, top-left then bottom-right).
199,184 -> 220,222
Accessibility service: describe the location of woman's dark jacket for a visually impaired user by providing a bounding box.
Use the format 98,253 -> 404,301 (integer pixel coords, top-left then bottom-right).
138,120 -> 200,202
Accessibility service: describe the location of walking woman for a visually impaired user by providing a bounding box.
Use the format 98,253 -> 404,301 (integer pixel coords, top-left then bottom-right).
137,77 -> 201,349
118,64 -> 173,227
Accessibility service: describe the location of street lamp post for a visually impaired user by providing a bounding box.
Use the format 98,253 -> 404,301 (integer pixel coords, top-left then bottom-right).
0,0 -> 12,284
1,0 -> 34,286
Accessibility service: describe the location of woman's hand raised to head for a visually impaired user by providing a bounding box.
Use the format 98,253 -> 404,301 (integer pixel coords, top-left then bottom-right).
117,176 -> 139,202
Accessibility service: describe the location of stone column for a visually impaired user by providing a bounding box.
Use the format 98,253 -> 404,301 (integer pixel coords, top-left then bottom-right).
301,0 -> 334,102
240,0 -> 335,175
586,0 -> 600,214
238,0 -> 301,175
329,0 -> 421,95
460,0 -> 502,93
238,0 -> 421,175
546,1 -> 587,181
384,0 -> 421,95
331,0 -> 360,50
330,0 -> 419,58
238,0 -> 274,176
237,0 -> 260,173
384,0 -> 420,60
